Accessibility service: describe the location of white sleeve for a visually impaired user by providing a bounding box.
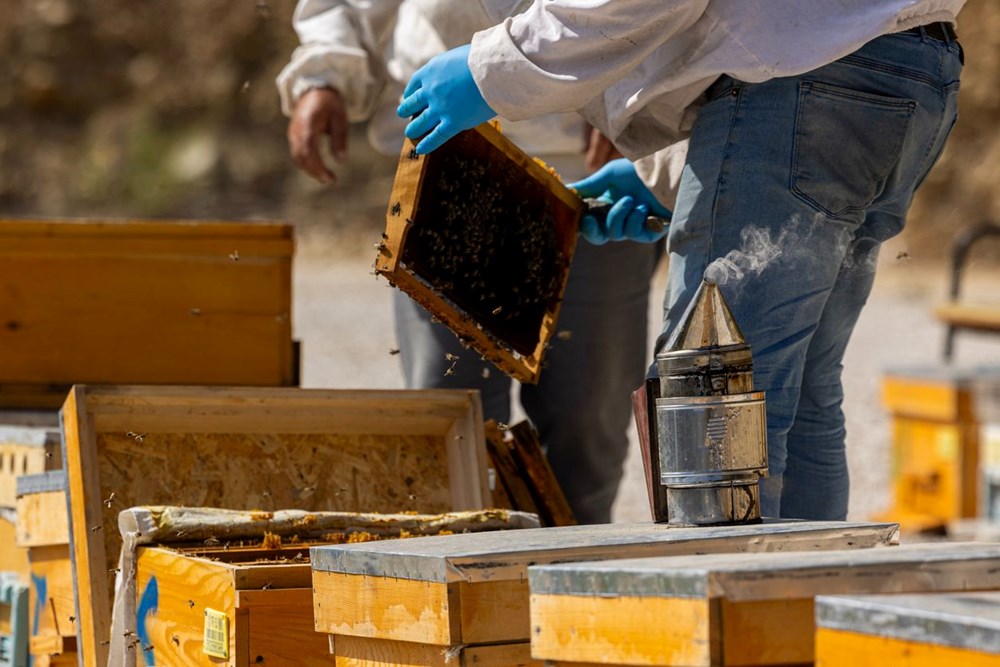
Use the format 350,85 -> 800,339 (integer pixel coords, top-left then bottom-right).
276,0 -> 403,120
468,0 -> 709,120
635,140 -> 690,214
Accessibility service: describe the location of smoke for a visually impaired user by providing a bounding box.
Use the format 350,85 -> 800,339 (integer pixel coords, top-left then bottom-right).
703,213 -> 876,287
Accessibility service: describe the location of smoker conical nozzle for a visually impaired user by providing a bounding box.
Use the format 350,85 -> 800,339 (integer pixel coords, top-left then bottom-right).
662,278 -> 747,353
656,278 -> 754,397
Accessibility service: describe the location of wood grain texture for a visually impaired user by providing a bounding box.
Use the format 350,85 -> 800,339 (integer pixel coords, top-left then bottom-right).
333,635 -> 539,667
241,588 -> 332,666
0,516 -> 30,576
312,571 -> 452,645
16,490 -> 69,547
816,628 -> 1000,666
508,421 -> 575,527
28,544 -> 77,642
63,385 -> 490,667
136,547 -> 236,666
529,594 -> 713,666
0,218 -> 295,408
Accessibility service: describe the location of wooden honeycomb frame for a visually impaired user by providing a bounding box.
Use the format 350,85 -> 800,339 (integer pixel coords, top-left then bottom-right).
374,123 -> 584,384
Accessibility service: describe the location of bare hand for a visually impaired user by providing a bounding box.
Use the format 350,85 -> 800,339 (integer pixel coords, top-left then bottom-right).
583,125 -> 623,173
287,87 -> 348,184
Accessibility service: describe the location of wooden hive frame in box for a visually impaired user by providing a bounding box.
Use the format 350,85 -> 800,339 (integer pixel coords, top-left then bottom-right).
60,385 -> 490,667
375,123 -> 585,384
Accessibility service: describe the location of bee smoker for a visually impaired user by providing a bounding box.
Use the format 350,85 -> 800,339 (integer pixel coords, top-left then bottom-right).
634,277 -> 768,526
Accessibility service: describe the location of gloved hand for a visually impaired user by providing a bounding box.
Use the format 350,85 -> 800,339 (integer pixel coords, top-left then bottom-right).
396,44 -> 496,154
569,158 -> 671,245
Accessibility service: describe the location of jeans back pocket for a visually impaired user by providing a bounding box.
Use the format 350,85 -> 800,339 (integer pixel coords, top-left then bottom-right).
791,80 -> 915,219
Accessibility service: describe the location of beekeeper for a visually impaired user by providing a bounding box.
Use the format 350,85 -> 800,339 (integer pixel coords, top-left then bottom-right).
397,0 -> 966,520
277,0 -> 663,523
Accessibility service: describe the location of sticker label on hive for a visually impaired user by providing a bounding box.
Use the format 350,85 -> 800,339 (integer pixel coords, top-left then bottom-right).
203,608 -> 229,659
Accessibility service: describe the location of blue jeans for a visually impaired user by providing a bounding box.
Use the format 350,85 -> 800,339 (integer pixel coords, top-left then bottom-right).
659,28 -> 963,520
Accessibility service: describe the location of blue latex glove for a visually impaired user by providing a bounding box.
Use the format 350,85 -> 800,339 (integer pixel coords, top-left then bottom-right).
569,158 -> 672,245
396,44 -> 496,154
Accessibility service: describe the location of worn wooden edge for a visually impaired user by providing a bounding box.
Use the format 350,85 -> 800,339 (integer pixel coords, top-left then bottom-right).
528,542 -> 1000,602
529,593 -> 714,665
815,592 -> 1000,653
312,521 -> 899,584
485,422 -> 539,516
376,126 -> 583,386
74,384 -> 483,435
444,392 -> 491,510
508,421 -> 576,527
333,635 -> 540,667
0,218 -> 293,239
61,385 -> 110,667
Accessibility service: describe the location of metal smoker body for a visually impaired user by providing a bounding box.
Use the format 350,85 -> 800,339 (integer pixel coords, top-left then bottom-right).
653,279 -> 768,525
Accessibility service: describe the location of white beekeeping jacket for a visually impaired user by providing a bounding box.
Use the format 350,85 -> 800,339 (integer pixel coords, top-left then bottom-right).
276,0 -> 586,159
472,0 -> 966,158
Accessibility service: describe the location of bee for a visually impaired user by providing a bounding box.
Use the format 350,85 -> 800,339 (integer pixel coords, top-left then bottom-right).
187,600 -> 196,609
229,250 -> 240,262
391,202 -> 402,216
388,348 -> 401,356
126,431 -> 145,443
104,492 -> 116,509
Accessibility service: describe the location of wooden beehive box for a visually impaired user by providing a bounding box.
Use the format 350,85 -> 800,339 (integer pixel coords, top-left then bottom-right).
129,507 -> 537,666
0,218 -> 297,409
14,472 -> 75,667
529,543 -> 1000,667
0,412 -> 61,511
375,124 -> 585,384
816,592 -> 1000,666
60,385 -> 490,667
879,367 -> 980,532
310,520 -> 898,666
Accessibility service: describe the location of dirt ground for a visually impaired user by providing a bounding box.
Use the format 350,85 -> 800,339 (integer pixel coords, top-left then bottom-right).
294,232 -> 1000,524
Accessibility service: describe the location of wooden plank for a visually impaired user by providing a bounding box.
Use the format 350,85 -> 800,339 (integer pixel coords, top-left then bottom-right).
529,594 -> 713,666
16,490 -> 69,547
312,571 -> 453,645
882,371 -> 974,422
485,423 -> 540,517
508,421 -> 575,527
375,124 -> 584,384
333,635 -> 540,667
135,547 -> 236,666
0,418 -> 60,508
63,385 -> 489,666
934,303 -> 1000,332
0,516 -> 30,576
28,544 -> 77,642
816,628 -> 1000,666
816,592 -> 1000,658
62,386 -> 108,667
240,588 -> 332,666
0,218 -> 295,408
720,598 -> 814,665
528,543 -> 1000,666
312,521 -> 898,648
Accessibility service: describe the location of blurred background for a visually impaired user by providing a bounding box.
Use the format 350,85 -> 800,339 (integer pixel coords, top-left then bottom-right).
2,0 -> 1000,523
3,0 -> 998,249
